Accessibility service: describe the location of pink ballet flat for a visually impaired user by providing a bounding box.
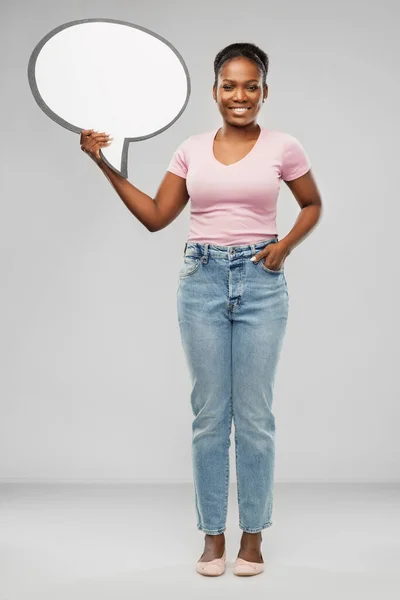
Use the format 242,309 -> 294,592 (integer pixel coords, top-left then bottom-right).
196,549 -> 226,576
233,556 -> 265,576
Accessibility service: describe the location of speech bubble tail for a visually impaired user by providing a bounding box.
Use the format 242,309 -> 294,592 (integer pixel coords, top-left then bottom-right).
100,136 -> 128,178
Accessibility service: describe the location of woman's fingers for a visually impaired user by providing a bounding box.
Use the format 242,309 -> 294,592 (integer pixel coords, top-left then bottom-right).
80,130 -> 112,143
80,129 -> 94,143
86,134 -> 110,147
80,130 -> 113,163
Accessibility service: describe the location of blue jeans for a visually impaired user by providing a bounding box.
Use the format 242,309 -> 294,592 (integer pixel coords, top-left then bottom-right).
176,237 -> 289,535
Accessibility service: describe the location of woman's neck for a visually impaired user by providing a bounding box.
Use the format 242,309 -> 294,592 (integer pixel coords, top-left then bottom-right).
216,122 -> 261,142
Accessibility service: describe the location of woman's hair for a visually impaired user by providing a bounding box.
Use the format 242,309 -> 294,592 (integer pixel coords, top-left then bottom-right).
213,42 -> 269,89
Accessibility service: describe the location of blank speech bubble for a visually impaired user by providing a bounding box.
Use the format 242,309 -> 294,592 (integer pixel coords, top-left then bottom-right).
27,18 -> 191,178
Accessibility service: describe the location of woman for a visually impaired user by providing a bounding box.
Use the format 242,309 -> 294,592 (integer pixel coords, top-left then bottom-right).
80,42 -> 322,578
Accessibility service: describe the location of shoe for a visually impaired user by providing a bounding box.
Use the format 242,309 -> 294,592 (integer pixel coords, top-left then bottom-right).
233,556 -> 264,576
196,549 -> 226,576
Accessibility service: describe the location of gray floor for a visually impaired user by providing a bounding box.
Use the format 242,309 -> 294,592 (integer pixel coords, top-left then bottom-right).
1,482 -> 399,599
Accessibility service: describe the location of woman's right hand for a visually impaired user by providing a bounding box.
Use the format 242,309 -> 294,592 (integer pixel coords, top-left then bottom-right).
80,129 -> 112,165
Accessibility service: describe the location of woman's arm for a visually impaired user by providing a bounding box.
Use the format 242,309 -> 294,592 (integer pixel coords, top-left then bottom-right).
279,169 -> 322,254
98,161 -> 189,232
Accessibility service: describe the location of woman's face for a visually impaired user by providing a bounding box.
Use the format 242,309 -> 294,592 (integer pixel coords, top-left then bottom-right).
213,57 -> 267,126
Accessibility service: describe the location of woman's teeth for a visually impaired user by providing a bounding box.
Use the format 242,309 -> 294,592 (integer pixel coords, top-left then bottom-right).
230,108 -> 249,114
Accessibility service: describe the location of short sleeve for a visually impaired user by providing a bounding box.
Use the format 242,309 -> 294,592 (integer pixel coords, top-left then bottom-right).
167,138 -> 191,179
281,134 -> 311,181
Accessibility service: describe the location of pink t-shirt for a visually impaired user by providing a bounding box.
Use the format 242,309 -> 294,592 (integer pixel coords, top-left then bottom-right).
167,126 -> 311,246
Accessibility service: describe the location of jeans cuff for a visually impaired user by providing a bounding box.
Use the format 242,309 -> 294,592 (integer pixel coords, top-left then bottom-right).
197,524 -> 226,535
239,521 -> 273,533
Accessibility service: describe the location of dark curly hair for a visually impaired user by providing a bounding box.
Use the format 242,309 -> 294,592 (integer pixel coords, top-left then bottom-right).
213,42 -> 269,89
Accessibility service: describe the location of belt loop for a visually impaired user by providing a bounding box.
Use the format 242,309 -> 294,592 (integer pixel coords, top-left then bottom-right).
250,243 -> 256,256
202,244 -> 209,263
183,242 -> 187,256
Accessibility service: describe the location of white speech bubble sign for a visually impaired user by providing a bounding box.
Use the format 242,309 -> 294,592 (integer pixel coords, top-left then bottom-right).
28,18 -> 191,178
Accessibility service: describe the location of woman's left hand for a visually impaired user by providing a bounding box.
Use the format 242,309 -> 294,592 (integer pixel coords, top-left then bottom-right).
251,241 -> 289,271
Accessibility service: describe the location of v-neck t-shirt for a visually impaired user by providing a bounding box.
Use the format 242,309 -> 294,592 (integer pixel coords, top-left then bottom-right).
166,126 -> 311,246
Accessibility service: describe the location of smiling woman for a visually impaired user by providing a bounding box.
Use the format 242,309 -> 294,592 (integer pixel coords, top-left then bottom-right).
165,41 -> 322,577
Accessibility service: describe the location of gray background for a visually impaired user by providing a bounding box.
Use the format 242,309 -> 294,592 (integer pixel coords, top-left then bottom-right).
1,0 -> 399,484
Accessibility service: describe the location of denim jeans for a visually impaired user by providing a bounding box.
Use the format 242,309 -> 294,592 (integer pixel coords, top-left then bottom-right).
176,237 -> 289,535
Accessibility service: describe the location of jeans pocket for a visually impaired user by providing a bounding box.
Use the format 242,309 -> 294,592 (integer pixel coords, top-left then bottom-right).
259,260 -> 284,274
179,255 -> 201,278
